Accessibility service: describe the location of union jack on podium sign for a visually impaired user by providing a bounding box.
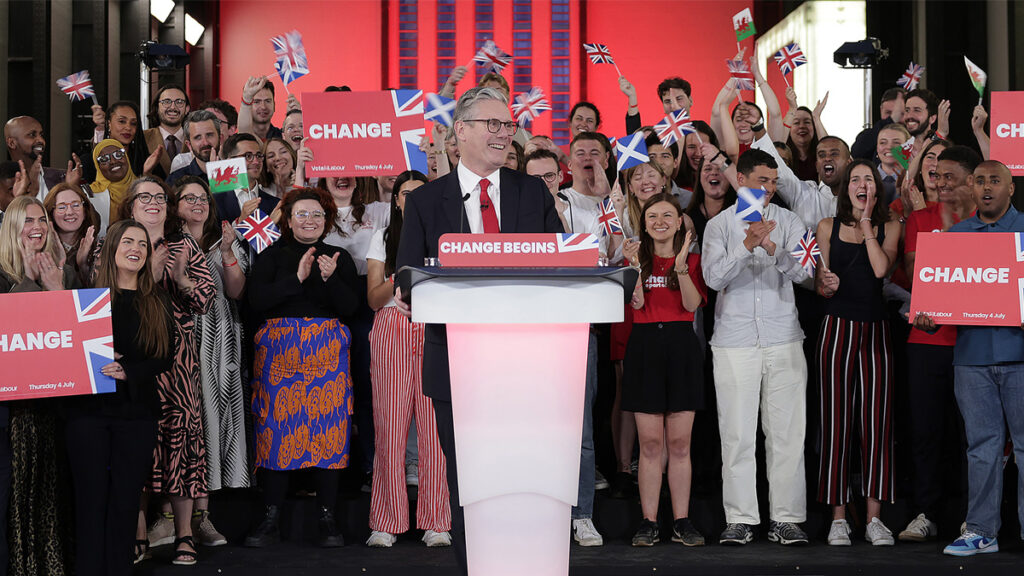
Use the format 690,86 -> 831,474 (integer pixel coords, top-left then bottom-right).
0,288 -> 116,400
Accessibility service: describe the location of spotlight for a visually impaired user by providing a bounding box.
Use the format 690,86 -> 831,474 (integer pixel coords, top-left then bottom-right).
833,38 -> 888,69
150,0 -> 175,23
185,14 -> 205,46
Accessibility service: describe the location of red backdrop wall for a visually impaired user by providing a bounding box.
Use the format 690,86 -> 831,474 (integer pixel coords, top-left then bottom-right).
219,0 -> 753,141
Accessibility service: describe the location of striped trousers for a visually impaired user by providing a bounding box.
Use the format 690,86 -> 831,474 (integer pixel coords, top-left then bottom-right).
816,314 -> 894,506
369,307 -> 451,533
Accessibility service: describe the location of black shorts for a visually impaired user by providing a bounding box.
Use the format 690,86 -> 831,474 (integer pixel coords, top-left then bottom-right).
621,321 -> 705,414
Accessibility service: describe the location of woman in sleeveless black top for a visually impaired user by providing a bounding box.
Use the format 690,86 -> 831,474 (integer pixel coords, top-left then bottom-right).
814,160 -> 902,545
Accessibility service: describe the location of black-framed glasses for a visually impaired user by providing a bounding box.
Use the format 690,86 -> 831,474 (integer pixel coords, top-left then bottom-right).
179,194 -> 209,205
158,98 -> 187,108
533,171 -> 559,183
233,152 -> 265,162
294,210 -> 326,222
96,149 -> 126,164
136,193 -> 167,205
463,118 -> 518,136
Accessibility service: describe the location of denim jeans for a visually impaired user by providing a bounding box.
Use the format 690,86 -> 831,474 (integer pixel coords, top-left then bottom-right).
572,332 -> 599,519
954,364 -> 1024,539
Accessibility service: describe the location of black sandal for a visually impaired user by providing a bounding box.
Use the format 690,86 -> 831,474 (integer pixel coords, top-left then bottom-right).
172,536 -> 197,566
133,539 -> 149,565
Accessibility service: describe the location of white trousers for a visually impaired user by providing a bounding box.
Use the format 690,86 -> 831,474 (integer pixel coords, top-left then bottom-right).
712,341 -> 807,524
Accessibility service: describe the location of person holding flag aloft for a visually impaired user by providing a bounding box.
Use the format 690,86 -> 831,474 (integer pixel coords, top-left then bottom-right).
621,192 -> 706,547
814,160 -> 901,546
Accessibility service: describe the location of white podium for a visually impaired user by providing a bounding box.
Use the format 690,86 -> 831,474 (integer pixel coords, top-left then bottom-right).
399,266 -> 637,576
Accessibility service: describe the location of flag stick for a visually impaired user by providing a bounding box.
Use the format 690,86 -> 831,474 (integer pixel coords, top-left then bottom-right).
91,95 -> 99,107
782,74 -> 791,88
695,131 -> 704,145
612,61 -> 622,77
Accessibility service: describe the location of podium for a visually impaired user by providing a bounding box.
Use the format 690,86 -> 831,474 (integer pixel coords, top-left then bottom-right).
399,262 -> 637,576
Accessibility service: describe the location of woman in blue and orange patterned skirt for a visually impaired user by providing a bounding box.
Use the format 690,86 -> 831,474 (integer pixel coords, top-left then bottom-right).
244,187 -> 361,548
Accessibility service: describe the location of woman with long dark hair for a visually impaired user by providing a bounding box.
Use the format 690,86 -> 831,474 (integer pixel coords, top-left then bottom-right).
365,171 -> 451,548
66,219 -> 174,576
88,101 -> 162,181
815,160 -> 901,546
621,192 -> 706,547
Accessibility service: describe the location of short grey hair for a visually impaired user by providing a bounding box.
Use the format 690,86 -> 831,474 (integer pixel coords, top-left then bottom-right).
183,109 -> 222,140
453,87 -> 509,125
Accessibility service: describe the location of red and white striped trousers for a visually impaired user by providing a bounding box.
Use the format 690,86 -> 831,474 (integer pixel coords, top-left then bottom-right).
816,314 -> 894,506
369,306 -> 451,533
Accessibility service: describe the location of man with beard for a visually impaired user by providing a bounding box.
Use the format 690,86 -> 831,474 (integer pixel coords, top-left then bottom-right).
902,88 -> 951,157
214,133 -> 279,224
170,99 -> 239,173
167,110 -> 222,186
4,115 -> 83,200
144,84 -> 191,177
238,76 -> 283,143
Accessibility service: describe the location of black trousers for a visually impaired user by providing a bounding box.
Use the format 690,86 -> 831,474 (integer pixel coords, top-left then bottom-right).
0,424 -> 11,576
260,467 -> 340,510
432,399 -> 467,576
65,415 -> 157,576
906,343 -> 966,518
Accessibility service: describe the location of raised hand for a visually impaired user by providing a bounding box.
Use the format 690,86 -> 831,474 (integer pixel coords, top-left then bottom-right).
936,99 -> 951,139
758,220 -> 778,254
240,197 -> 261,223
64,153 -> 84,188
622,237 -> 640,267
618,76 -> 637,103
144,144 -> 164,175
812,92 -> 829,119
242,76 -> 267,103
220,221 -> 237,256
447,66 -> 467,86
785,86 -> 798,109
676,229 -> 696,270
905,183 -> 926,213
12,160 -> 31,197
19,242 -> 39,281
318,252 -> 340,281
36,252 -> 64,291
297,247 -> 316,283
170,249 -> 191,287
150,243 -> 169,281
91,104 -> 106,131
971,105 -> 988,133
76,226 -> 96,271
286,93 -> 301,112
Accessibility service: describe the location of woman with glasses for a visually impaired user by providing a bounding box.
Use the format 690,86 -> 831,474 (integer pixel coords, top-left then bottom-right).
260,137 -> 297,198
116,177 -> 216,566
244,187 -> 361,548
90,138 -> 141,230
174,175 -> 248,546
0,195 -> 77,573
43,182 -> 102,285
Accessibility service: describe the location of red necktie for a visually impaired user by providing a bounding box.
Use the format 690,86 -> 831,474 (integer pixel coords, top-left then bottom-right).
479,179 -> 500,233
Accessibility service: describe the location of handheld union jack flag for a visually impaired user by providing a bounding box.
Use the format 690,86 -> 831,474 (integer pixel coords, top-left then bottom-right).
791,228 -> 821,274
235,209 -> 281,255
727,59 -> 755,91
473,40 -> 511,73
598,197 -> 623,236
56,70 -> 96,103
512,87 -> 551,127
425,93 -> 456,127
271,30 -> 309,85
583,43 -> 615,64
654,109 -> 695,147
774,43 -> 807,76
897,62 -> 924,91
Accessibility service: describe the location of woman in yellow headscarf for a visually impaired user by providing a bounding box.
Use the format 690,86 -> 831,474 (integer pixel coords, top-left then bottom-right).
91,138 -> 137,227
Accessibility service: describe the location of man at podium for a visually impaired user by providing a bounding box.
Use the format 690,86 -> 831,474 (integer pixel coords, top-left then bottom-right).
396,86 -> 563,575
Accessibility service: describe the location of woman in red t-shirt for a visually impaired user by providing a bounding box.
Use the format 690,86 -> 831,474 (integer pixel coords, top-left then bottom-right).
621,192 -> 708,547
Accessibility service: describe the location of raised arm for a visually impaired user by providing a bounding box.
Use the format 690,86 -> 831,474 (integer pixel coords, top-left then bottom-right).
812,92 -> 829,137
972,105 -> 990,160
751,56 -> 786,142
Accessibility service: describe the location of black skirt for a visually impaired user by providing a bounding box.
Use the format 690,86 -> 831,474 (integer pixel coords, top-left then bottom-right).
621,321 -> 705,414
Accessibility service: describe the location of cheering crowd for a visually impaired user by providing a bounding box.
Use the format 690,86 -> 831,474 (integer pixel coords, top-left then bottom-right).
0,44 -> 1022,576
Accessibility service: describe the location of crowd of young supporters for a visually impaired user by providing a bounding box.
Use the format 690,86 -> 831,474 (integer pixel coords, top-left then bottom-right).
0,45 -> 1020,576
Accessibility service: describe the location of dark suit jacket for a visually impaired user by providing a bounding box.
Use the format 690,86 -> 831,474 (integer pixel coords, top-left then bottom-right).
144,127 -> 176,176
213,188 -> 280,223
396,167 -> 564,401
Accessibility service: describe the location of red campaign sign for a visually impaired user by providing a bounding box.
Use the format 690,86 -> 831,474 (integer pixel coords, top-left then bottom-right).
908,232 -> 1024,326
438,234 -> 600,267
0,288 -> 116,400
302,90 -> 428,177
990,91 -> 1024,176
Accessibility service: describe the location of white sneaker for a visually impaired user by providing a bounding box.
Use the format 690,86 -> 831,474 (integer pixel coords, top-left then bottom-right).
572,518 -> 604,547
865,517 -> 895,546
366,531 -> 397,547
406,462 -> 419,486
828,519 -> 852,546
422,530 -> 452,547
898,513 -> 937,542
594,470 -> 610,491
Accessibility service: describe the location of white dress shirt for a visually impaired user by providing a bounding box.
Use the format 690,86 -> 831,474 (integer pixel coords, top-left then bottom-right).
751,134 -> 836,229
561,187 -> 610,257
701,202 -> 812,348
457,162 -> 501,234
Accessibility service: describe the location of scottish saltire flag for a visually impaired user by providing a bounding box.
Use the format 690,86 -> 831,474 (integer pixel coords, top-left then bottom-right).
897,62 -> 924,91
71,288 -> 117,394
791,229 -> 821,274
56,70 -> 95,102
964,56 -> 987,99
512,87 -> 551,126
774,44 -> 807,76
271,30 -> 309,85
598,197 -> 623,237
735,187 -> 766,222
733,8 -> 756,42
727,59 -> 755,90
557,233 -> 600,253
206,158 -> 249,194
235,209 -> 281,255
391,89 -> 429,174
614,133 -> 649,171
583,43 -> 615,65
473,40 -> 511,73
424,93 -> 456,127
654,109 -> 695,147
